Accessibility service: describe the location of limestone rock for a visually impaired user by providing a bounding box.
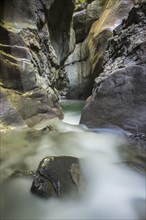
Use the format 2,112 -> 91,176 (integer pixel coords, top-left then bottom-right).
65,0 -> 105,99
87,0 -> 136,78
31,156 -> 81,198
67,0 -> 135,99
0,0 -> 75,130
0,89 -> 27,131
73,0 -> 104,43
80,2 -> 146,134
73,9 -> 87,43
47,0 -> 75,64
120,132 -> 146,173
64,41 -> 93,99
86,0 -> 103,32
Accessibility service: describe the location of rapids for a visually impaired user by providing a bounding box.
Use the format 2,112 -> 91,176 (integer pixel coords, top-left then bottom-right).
0,100 -> 145,220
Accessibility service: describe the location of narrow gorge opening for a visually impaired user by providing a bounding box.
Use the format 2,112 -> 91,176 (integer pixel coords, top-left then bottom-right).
0,1 -> 146,220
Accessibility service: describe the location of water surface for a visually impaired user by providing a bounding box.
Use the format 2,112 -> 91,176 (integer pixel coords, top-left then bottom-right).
0,100 -> 145,220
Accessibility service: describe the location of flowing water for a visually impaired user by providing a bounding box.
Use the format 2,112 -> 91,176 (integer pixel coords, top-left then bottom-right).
0,100 -> 145,220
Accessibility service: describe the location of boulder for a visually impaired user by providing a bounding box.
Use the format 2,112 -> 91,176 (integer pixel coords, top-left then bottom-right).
86,0 -> 104,32
73,9 -> 87,43
73,0 -> 104,43
31,156 -> 82,198
80,2 -> 146,134
87,0 -> 136,78
0,87 -> 62,130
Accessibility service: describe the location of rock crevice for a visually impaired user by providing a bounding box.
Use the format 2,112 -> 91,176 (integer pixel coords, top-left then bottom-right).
80,2 -> 146,134
0,0 -> 75,130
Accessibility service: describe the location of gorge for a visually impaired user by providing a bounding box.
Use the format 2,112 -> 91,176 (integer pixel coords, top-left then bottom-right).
0,0 -> 146,219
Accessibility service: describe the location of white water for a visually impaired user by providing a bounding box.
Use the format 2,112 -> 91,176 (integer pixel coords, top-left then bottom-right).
0,101 -> 146,220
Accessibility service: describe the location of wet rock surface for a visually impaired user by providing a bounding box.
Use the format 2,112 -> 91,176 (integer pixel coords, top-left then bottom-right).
64,41 -> 93,99
10,169 -> 36,178
87,0 -> 135,78
128,132 -> 146,149
65,0 -> 105,99
120,132 -> 146,173
73,0 -> 103,43
0,0 -> 75,130
66,0 -> 136,99
31,156 -> 82,198
80,2 -> 146,134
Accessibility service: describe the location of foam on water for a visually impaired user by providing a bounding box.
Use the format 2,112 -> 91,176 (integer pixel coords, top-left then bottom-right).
0,101 -> 145,220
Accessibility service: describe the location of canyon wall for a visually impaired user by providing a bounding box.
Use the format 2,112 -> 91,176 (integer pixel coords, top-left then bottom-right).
80,1 -> 146,133
0,0 -> 75,130
65,0 -> 136,99
0,0 -> 145,134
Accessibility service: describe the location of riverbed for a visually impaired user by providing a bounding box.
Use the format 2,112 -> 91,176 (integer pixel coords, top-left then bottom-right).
0,100 -> 145,220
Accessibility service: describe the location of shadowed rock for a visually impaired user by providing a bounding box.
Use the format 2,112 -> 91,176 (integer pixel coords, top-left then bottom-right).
65,0 -> 136,99
0,0 -> 75,130
80,2 -> 146,134
120,132 -> 146,173
31,156 -> 82,198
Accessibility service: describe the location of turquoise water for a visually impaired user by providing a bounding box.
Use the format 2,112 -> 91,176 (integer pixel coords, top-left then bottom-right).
60,100 -> 85,125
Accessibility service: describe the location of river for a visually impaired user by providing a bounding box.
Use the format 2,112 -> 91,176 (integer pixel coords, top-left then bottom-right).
0,100 -> 145,220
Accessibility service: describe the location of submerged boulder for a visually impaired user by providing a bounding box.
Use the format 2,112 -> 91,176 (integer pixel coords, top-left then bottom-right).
31,156 -> 82,198
80,2 -> 146,134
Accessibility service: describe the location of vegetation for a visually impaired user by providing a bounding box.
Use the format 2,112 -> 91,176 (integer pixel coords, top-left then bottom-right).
75,0 -> 87,4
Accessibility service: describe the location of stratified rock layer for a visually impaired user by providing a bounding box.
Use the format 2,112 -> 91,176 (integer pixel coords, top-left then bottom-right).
80,2 -> 146,133
0,0 -> 75,130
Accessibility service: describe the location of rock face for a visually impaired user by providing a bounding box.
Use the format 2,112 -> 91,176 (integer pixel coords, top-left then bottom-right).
73,0 -> 103,43
0,0 -> 75,130
121,132 -> 146,173
64,41 -> 93,99
65,0 -> 105,99
80,2 -> 146,134
31,156 -> 82,198
87,0 -> 136,78
65,0 -> 136,99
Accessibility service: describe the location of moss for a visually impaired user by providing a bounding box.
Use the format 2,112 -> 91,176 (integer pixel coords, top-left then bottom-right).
0,20 -> 37,32
0,20 -> 17,32
75,0 -> 88,11
75,0 -> 87,4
